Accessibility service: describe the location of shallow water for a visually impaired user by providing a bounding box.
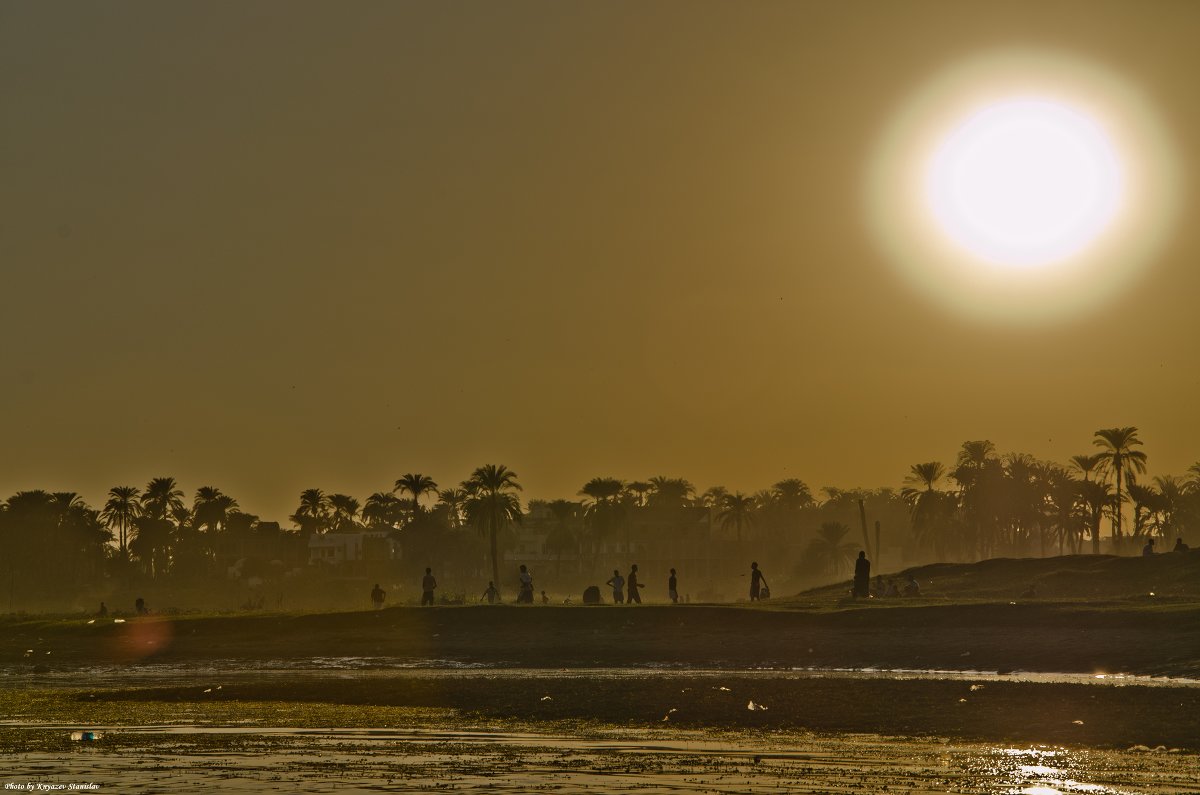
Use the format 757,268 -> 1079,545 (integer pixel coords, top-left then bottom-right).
4,657 -> 1198,688
3,724 -> 1198,793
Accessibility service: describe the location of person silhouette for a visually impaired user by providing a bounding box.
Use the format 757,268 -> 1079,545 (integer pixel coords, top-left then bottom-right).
749,563 -> 768,601
1142,538 -> 1156,557
606,569 -> 625,604
668,568 -> 678,604
135,597 -> 148,615
421,568 -> 437,606
97,601 -> 108,617
518,565 -> 534,603
627,564 -> 642,604
853,551 -> 871,598
370,583 -> 386,609
481,581 -> 500,604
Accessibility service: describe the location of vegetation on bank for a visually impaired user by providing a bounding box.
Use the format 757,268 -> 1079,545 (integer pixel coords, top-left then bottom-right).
3,426 -> 1198,612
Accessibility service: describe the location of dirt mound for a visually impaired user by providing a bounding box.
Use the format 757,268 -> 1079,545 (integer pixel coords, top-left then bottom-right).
795,550 -> 1200,602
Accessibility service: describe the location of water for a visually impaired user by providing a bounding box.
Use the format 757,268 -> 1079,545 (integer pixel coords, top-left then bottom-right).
3,724 -> 1197,793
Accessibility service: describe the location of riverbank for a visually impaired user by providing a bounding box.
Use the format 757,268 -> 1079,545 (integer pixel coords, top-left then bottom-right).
4,600 -> 1199,677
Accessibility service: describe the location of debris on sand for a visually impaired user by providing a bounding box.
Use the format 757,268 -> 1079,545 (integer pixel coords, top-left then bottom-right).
747,700 -> 768,711
969,684 -> 984,692
540,696 -> 552,702
662,708 -> 677,722
69,731 -> 103,741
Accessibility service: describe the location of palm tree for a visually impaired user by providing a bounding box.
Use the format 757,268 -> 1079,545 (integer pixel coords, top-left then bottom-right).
364,491 -> 404,529
772,479 -> 815,510
141,477 -> 185,522
700,486 -> 729,509
193,486 -> 238,535
435,488 -> 467,527
463,464 -> 523,590
647,476 -> 694,508
808,521 -> 858,576
626,481 -> 652,507
291,488 -> 330,536
100,486 -> 140,555
1093,427 -> 1148,542
1076,479 -> 1114,555
327,493 -> 362,532
395,473 -> 438,517
1070,453 -> 1105,482
717,492 -> 756,541
902,462 -> 957,559
579,477 -> 624,504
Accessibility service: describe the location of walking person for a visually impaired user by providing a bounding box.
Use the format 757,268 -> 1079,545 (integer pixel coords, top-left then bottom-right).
421,567 -> 437,606
606,569 -> 625,604
480,581 -> 500,604
518,564 -> 534,603
370,583 -> 386,609
853,551 -> 871,599
749,562 -> 768,601
627,564 -> 642,604
668,568 -> 679,604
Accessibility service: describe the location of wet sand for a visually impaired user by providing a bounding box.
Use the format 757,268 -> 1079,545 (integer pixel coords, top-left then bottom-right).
3,602 -> 1198,792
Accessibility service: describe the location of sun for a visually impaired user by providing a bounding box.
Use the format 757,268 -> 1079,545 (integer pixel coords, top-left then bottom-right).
924,97 -> 1124,268
865,48 -> 1180,324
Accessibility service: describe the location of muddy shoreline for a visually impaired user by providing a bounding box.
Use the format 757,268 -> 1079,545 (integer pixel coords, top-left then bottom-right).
4,602 -> 1198,677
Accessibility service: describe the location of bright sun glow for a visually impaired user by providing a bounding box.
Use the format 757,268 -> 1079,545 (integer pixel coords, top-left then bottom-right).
865,49 -> 1180,324
925,98 -> 1124,268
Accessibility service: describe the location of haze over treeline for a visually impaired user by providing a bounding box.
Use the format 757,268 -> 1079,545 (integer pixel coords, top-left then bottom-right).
3,3 -> 1200,526
3,425 -> 1197,612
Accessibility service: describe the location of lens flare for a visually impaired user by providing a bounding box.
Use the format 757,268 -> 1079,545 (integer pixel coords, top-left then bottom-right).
866,49 -> 1179,324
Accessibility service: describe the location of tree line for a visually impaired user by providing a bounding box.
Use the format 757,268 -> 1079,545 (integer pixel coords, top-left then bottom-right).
2,426 -> 1196,605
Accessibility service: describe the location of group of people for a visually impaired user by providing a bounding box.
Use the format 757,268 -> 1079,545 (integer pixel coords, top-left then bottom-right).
392,562 -> 772,607
1144,537 -> 1191,556
853,551 -> 920,599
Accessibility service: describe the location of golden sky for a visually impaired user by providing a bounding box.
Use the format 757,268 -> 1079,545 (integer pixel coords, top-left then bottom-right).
2,1 -> 1198,521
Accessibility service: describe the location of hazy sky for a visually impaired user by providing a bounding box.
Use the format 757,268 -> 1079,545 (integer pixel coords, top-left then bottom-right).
3,1 -> 1198,522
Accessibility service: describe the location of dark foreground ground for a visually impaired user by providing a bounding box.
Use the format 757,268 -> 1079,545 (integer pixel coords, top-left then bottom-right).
3,600 -> 1198,676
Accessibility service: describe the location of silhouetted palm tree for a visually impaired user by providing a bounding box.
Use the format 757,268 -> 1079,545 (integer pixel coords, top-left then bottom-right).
772,479 -> 815,510
1076,479 -> 1114,554
1070,453 -> 1105,482
141,477 -> 186,522
436,488 -> 467,527
395,473 -> 438,517
626,481 -> 652,507
327,493 -> 362,532
700,486 -> 729,509
193,486 -> 238,535
101,486 -> 140,555
463,464 -> 523,590
291,488 -> 330,536
364,491 -> 404,529
902,462 -> 957,558
808,521 -> 857,576
1093,427 -> 1147,542
717,492 -> 755,541
647,476 -> 694,508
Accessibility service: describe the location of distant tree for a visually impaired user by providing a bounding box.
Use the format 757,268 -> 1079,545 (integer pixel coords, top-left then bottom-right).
544,499 -> 580,575
1070,453 -> 1105,482
700,486 -> 729,509
806,521 -> 857,576
902,462 -> 957,559
463,464 -> 523,591
290,488 -> 330,536
647,476 -> 694,508
193,486 -> 238,535
364,491 -> 404,529
101,486 -> 141,556
395,473 -> 438,517
625,481 -> 652,507
1093,427 -> 1148,542
327,493 -> 362,532
717,492 -> 756,541
141,477 -> 186,522
435,488 -> 468,528
1076,479 -> 1114,555
772,479 -> 815,510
